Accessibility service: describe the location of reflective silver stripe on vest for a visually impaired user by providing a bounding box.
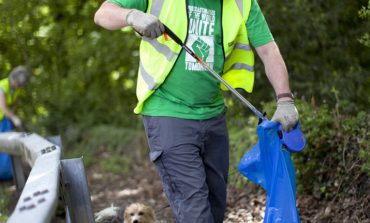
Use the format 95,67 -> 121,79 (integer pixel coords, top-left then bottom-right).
224,63 -> 254,74
140,62 -> 157,90
143,37 -> 177,61
145,0 -> 177,61
150,0 -> 164,17
225,42 -> 251,61
236,0 -> 243,17
235,43 -> 251,51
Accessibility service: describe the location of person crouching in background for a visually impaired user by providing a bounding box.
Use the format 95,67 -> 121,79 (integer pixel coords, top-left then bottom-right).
0,66 -> 30,181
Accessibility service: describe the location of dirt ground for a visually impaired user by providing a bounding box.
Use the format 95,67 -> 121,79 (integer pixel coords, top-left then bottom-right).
88,157 -> 370,223
1,151 -> 368,222
88,158 -> 266,223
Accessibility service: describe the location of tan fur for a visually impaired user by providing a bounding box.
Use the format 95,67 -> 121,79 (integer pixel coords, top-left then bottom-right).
123,203 -> 155,223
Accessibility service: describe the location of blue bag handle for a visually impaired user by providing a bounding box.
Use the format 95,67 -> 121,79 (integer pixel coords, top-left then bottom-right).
278,122 -> 306,152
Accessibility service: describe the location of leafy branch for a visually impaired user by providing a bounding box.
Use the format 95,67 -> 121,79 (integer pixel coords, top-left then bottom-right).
359,0 -> 370,47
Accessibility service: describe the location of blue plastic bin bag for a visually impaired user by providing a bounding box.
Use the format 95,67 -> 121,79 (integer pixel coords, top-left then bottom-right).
238,120 -> 300,223
0,153 -> 13,180
0,117 -> 14,180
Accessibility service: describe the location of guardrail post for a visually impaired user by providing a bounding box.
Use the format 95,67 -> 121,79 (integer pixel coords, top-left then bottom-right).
60,158 -> 95,223
10,155 -> 27,191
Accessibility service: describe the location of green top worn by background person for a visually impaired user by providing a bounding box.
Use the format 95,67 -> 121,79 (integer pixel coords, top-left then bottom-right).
108,0 -> 274,119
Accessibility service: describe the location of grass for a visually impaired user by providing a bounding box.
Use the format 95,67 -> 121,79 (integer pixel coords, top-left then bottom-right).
0,181 -> 16,222
63,125 -> 147,176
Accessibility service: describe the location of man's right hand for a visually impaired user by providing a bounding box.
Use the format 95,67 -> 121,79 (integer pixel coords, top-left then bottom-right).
126,9 -> 164,39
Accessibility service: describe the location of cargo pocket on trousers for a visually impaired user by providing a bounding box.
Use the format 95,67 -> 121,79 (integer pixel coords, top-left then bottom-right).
149,150 -> 163,162
150,150 -> 179,201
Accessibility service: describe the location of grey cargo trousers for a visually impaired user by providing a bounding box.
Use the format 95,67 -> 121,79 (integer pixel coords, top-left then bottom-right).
142,109 -> 229,223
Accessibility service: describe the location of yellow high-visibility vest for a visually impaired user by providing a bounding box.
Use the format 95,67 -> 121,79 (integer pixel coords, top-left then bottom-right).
135,0 -> 254,113
0,78 -> 20,120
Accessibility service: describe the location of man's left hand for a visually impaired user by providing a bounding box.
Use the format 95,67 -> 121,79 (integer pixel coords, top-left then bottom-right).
271,99 -> 299,132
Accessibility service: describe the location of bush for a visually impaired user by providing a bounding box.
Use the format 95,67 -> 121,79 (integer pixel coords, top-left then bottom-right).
227,114 -> 259,188
0,183 -> 13,221
359,0 -> 370,47
63,124 -> 147,175
228,99 -> 370,199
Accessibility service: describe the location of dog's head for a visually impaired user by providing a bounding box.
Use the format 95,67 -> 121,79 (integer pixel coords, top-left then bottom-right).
123,203 -> 155,223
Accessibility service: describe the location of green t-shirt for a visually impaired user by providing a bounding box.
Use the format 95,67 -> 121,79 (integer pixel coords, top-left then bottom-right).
109,0 -> 274,119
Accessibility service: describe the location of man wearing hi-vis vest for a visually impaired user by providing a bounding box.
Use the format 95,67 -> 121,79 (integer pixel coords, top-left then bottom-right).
95,0 -> 299,222
0,66 -> 30,181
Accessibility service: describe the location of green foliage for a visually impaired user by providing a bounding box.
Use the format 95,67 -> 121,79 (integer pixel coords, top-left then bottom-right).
0,183 -> 13,221
255,0 -> 370,112
99,155 -> 132,175
356,112 -> 370,174
0,0 -> 142,136
359,0 -> 370,47
64,125 -> 146,175
227,114 -> 259,187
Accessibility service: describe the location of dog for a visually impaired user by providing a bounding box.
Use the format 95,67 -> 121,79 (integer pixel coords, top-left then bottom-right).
94,203 -> 155,223
124,203 -> 156,223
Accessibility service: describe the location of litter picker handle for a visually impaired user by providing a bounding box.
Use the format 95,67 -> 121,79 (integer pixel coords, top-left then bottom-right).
163,25 -> 266,120
164,25 -> 184,46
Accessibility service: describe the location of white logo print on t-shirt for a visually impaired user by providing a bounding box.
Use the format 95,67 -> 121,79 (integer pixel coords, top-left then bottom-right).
185,6 -> 215,71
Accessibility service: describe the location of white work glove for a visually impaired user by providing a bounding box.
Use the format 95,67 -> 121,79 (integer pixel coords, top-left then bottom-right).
271,99 -> 299,132
126,9 -> 164,39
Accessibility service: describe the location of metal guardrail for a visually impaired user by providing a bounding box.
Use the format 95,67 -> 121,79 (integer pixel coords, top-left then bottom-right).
0,132 -> 95,223
0,132 -> 61,223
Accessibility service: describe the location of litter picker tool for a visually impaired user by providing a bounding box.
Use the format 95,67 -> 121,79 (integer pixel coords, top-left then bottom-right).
163,25 -> 306,152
